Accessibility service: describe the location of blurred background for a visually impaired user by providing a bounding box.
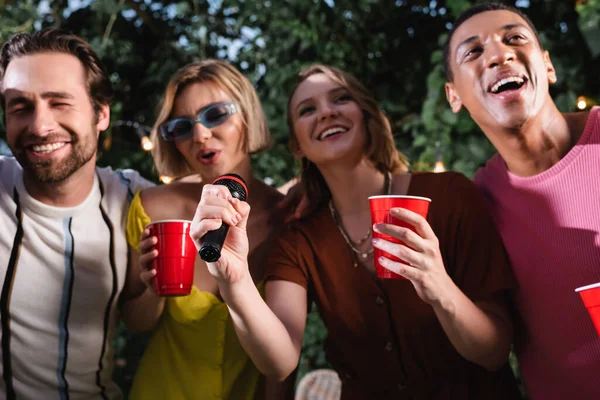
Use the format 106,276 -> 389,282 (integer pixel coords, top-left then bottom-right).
1,0 -> 599,398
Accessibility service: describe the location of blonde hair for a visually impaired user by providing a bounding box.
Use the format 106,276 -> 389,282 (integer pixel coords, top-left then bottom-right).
151,59 -> 271,178
287,65 -> 408,210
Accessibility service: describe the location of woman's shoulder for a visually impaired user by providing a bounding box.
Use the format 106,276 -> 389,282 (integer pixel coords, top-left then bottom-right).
252,180 -> 286,224
261,181 -> 285,209
409,170 -> 471,185
408,171 -> 477,196
284,204 -> 331,239
407,171 -> 486,215
140,180 -> 204,220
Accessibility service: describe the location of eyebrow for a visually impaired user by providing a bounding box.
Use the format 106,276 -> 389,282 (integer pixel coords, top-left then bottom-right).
294,86 -> 346,112
41,91 -> 75,100
455,23 -> 532,59
455,35 -> 480,59
5,91 -> 75,109
502,23 -> 530,32
5,96 -> 30,109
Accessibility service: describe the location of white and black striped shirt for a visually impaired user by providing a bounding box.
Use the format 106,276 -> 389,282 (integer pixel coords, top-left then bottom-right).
0,156 -> 152,399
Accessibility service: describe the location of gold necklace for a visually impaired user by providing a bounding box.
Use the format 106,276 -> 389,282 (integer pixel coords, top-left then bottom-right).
329,171 -> 392,260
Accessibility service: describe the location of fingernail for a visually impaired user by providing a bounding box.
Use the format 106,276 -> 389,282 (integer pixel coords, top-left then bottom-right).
379,256 -> 386,264
373,223 -> 381,232
391,208 -> 403,216
372,238 -> 379,245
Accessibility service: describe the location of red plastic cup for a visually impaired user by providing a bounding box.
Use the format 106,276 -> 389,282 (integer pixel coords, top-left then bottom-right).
575,282 -> 600,336
369,195 -> 431,279
146,220 -> 196,296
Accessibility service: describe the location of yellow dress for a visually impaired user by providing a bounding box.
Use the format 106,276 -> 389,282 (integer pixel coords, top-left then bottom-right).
126,192 -> 263,400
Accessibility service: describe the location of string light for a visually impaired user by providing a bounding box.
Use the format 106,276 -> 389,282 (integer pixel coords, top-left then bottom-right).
160,176 -> 173,184
433,160 -> 446,173
141,136 -> 153,151
103,135 -> 112,151
433,140 -> 446,173
113,120 -> 153,151
577,96 -> 598,111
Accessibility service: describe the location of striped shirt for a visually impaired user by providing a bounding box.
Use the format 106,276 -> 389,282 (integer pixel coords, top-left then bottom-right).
0,156 -> 152,399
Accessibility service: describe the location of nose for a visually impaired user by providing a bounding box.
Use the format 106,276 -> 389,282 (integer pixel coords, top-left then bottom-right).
486,39 -> 516,69
192,122 -> 212,143
317,101 -> 339,121
28,104 -> 57,136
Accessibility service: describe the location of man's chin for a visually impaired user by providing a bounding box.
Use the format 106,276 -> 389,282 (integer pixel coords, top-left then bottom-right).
25,167 -> 74,183
489,104 -> 533,130
18,157 -> 78,183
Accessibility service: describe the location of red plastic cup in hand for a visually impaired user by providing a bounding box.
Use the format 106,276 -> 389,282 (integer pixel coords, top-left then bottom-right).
369,195 -> 431,279
146,220 -> 196,296
575,282 -> 600,336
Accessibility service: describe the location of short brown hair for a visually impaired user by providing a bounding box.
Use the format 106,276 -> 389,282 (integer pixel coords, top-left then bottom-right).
151,59 -> 271,178
0,28 -> 113,114
287,65 -> 409,212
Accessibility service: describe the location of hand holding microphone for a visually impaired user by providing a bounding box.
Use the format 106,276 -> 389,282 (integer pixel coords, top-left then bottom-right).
199,174 -> 248,262
190,174 -> 251,283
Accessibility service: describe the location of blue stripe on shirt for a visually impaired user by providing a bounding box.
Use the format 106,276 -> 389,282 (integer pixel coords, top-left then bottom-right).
57,217 -> 75,400
116,170 -> 134,203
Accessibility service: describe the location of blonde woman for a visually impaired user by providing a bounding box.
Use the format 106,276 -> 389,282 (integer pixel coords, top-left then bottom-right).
190,65 -> 521,399
123,60 -> 289,399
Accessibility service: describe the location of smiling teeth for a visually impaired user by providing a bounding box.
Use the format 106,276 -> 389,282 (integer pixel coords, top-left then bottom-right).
31,143 -> 66,153
491,76 -> 525,94
319,127 -> 347,140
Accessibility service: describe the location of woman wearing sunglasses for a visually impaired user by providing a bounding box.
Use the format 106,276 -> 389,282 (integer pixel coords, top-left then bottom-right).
190,65 -> 521,399
123,60 -> 289,399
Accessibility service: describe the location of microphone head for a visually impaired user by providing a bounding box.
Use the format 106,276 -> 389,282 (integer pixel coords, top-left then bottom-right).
212,173 -> 248,201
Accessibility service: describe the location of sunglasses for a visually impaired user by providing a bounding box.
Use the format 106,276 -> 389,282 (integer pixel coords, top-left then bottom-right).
160,101 -> 238,141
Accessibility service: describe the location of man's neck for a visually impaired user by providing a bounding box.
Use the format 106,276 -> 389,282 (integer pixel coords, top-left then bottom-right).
23,163 -> 97,208
484,102 -> 589,177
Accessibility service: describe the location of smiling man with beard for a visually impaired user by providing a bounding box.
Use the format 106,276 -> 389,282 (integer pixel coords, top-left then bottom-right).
12,111 -> 97,184
444,3 -> 600,399
0,29 -> 152,398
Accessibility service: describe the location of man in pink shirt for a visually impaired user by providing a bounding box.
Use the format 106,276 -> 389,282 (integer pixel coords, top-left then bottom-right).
443,3 -> 600,399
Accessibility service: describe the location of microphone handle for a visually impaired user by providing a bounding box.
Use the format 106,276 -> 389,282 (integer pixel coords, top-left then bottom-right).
199,223 -> 230,262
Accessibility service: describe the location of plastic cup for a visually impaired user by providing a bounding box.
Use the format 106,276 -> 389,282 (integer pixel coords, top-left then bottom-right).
369,195 -> 431,279
146,220 -> 196,296
575,282 -> 600,336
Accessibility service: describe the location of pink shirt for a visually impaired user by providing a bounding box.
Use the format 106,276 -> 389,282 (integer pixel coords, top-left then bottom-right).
474,107 -> 600,399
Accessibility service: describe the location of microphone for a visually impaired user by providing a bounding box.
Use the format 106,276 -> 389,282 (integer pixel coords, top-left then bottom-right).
199,173 -> 248,262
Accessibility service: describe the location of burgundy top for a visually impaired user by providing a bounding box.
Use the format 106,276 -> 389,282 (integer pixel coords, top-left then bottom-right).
265,172 -> 521,399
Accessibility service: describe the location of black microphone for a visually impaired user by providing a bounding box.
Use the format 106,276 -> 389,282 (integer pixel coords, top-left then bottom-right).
199,173 -> 248,262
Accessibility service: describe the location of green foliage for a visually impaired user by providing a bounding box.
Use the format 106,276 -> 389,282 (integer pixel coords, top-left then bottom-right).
1,0 -> 598,397
578,0 -> 600,57
578,0 -> 600,26
0,2 -> 36,41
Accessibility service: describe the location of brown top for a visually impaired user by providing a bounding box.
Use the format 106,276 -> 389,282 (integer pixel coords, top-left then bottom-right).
265,172 -> 521,399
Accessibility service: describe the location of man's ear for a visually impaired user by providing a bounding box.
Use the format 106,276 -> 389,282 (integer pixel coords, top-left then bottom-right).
445,82 -> 463,113
543,51 -> 557,84
96,103 -> 110,135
